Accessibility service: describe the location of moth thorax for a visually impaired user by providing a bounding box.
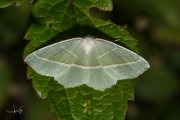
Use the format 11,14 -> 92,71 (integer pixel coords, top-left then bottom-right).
83,37 -> 95,54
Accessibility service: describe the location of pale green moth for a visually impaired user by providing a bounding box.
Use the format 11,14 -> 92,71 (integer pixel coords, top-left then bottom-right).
25,36 -> 150,91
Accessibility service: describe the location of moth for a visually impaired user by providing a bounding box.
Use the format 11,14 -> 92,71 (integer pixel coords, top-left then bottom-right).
25,36 -> 150,91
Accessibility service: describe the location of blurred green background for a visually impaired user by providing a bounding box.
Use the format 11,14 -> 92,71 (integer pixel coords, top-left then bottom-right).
0,0 -> 180,120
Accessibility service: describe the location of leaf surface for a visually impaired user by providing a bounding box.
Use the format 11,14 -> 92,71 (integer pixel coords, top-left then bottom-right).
24,0 -> 137,119
0,0 -> 26,8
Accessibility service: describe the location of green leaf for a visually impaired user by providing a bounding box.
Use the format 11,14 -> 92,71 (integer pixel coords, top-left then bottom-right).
24,0 -> 137,119
30,67 -> 134,120
0,0 -> 26,8
24,0 -> 138,57
0,0 -> 14,8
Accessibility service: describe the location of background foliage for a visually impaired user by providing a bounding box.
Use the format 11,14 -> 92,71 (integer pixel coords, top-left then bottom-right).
0,0 -> 180,120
